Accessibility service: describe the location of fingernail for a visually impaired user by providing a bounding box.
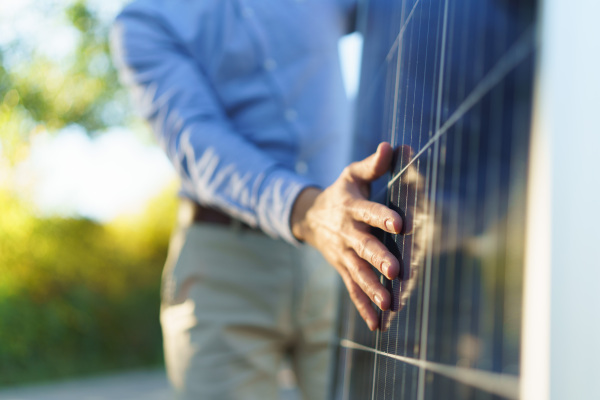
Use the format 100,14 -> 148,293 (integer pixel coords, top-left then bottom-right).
369,320 -> 377,331
385,219 -> 395,232
374,293 -> 383,307
383,262 -> 391,277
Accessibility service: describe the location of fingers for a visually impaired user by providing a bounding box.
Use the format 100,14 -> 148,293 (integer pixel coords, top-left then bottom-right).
340,270 -> 380,331
347,229 -> 400,280
342,250 -> 390,311
346,142 -> 393,182
349,199 -> 403,235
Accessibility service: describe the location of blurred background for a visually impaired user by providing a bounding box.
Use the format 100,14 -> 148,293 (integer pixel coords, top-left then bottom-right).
1,0 -> 179,388
0,0 -> 362,392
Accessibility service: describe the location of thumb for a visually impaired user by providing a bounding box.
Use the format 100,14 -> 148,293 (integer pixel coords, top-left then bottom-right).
347,142 -> 393,182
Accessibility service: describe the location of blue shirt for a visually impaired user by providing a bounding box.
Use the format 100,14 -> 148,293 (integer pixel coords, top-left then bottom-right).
111,0 -> 357,243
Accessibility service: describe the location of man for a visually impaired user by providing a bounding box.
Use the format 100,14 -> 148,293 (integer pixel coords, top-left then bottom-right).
111,1 -> 402,398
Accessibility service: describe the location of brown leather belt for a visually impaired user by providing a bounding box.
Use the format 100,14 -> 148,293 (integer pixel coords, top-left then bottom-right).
184,199 -> 259,232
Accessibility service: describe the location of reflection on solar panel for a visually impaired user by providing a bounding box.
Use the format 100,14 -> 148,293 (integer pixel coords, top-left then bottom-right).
332,0 -> 538,399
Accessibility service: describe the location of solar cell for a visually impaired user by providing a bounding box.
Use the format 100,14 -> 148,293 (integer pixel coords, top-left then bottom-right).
333,0 -> 538,398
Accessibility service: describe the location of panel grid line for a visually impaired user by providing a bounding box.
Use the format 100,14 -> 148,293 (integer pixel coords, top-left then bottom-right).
385,0 -> 423,63
360,0 -> 423,111
340,339 -> 520,399
386,27 -> 535,191
370,316 -> 381,400
416,0 -> 449,398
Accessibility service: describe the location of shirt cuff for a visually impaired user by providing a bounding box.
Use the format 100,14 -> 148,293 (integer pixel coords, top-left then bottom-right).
256,167 -> 319,246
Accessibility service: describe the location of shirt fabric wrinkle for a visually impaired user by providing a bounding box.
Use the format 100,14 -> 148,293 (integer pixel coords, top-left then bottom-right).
111,0 -> 357,244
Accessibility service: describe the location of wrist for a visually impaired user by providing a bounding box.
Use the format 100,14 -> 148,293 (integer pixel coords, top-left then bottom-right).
291,187 -> 322,242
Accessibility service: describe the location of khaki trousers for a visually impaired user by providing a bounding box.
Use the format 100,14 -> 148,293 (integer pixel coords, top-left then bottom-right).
160,206 -> 338,400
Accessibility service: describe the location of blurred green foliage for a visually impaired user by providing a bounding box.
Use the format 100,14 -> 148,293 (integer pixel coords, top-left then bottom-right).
0,0 -> 177,386
0,187 -> 177,386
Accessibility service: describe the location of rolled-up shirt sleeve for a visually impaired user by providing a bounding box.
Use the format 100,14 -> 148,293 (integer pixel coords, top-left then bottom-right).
110,9 -> 316,244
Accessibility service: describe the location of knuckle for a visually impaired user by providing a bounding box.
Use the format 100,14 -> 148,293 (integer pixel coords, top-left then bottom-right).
356,236 -> 372,258
368,202 -> 377,213
350,267 -> 369,292
364,203 -> 384,227
370,251 -> 379,267
361,208 -> 371,224
371,204 -> 385,222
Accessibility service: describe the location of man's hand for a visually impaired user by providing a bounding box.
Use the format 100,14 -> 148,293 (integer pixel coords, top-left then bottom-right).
291,142 -> 403,331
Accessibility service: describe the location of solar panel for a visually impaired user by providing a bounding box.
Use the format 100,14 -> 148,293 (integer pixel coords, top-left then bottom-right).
332,0 -> 538,398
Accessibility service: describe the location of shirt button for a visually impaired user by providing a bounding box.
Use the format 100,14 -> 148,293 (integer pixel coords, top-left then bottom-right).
285,108 -> 298,122
263,58 -> 277,71
241,7 -> 254,18
295,161 -> 308,175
